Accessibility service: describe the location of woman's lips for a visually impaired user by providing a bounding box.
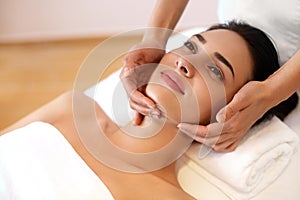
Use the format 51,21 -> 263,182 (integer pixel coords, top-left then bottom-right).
161,70 -> 185,95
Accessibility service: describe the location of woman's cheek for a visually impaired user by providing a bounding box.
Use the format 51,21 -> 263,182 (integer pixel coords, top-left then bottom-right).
197,97 -> 212,125
193,84 -> 213,125
145,84 -> 181,123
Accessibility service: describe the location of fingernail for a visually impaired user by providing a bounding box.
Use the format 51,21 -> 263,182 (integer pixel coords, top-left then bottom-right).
177,123 -> 184,129
177,123 -> 189,132
150,108 -> 160,116
147,102 -> 156,109
216,112 -> 225,123
152,114 -> 160,120
177,124 -> 194,138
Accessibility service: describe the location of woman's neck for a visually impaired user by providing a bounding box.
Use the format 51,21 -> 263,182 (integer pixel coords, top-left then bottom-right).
108,116 -> 179,153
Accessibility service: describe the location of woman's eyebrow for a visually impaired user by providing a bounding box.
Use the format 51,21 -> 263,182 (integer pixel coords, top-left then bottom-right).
193,34 -> 206,44
214,52 -> 235,77
192,33 -> 235,78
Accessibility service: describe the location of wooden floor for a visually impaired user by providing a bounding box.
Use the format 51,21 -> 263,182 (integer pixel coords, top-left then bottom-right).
0,36 -> 140,131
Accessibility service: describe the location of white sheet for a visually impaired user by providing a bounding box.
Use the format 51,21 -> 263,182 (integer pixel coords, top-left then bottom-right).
0,122 -> 114,200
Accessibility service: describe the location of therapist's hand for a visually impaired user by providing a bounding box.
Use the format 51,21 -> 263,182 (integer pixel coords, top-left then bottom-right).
178,81 -> 273,152
120,42 -> 165,125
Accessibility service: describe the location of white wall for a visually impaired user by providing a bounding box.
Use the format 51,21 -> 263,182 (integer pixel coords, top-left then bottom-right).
0,0 -> 218,42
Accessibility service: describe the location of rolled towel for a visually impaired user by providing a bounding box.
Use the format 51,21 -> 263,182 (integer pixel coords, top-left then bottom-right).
176,116 -> 299,200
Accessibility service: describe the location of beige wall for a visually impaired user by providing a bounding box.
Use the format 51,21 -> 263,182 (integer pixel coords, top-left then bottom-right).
0,0 -> 218,42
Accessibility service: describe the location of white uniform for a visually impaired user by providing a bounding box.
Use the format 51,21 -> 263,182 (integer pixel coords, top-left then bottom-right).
218,0 -> 300,66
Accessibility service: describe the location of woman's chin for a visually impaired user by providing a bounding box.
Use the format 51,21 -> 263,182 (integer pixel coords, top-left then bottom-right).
145,84 -> 181,123
145,84 -> 212,125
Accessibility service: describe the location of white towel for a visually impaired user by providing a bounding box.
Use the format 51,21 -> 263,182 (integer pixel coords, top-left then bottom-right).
0,122 -> 115,200
179,116 -> 299,200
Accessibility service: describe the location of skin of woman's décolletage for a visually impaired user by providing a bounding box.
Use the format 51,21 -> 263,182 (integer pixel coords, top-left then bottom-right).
0,29 -> 256,200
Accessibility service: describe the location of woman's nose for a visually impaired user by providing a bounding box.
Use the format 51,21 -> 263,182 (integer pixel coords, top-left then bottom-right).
175,58 -> 195,78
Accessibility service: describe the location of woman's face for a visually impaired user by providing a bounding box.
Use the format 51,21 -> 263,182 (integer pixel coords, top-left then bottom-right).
146,29 -> 254,125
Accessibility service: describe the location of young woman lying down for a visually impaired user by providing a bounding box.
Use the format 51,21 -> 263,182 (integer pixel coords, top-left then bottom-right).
1,21 -> 298,200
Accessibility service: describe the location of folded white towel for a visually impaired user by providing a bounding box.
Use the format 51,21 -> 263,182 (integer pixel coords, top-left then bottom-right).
177,116 -> 299,200
0,122 -> 114,200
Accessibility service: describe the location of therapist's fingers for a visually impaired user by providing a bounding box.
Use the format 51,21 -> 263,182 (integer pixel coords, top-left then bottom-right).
120,43 -> 165,125
133,112 -> 145,126
177,116 -> 244,152
216,90 -> 250,123
129,90 -> 161,116
192,132 -> 234,147
177,122 -> 224,138
213,138 -> 242,152
217,103 -> 259,138
216,81 -> 271,125
178,81 -> 274,152
177,115 -> 248,141
129,97 -> 152,116
178,121 -> 242,152
130,89 -> 156,110
209,108 -> 256,152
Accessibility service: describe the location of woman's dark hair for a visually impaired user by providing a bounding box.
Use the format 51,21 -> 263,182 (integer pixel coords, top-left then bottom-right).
207,20 -> 298,125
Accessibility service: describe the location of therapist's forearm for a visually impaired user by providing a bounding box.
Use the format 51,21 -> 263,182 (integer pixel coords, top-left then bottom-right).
143,0 -> 189,47
264,49 -> 300,107
148,0 -> 189,30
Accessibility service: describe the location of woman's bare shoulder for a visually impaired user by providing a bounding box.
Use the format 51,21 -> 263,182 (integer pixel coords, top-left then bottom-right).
58,90 -> 119,134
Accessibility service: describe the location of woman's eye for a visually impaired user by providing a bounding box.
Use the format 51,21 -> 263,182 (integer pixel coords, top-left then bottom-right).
184,41 -> 196,54
208,65 -> 224,81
